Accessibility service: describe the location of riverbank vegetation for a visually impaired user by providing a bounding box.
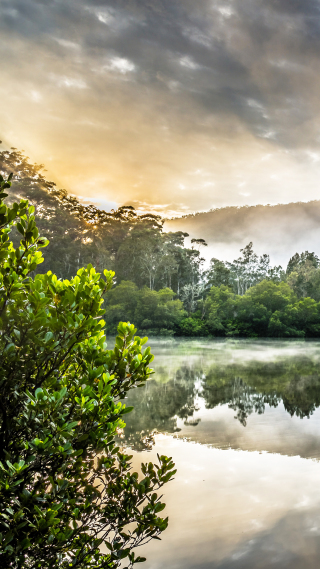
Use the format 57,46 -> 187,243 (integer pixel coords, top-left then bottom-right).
2,146 -> 320,338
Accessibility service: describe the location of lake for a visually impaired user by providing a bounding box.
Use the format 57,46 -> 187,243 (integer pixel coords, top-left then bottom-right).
121,339 -> 320,569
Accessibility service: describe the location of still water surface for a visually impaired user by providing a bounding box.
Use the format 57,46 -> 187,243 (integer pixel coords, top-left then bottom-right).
122,339 -> 320,568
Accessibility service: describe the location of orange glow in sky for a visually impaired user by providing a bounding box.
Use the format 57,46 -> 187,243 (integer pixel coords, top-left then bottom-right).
1,0 -> 320,216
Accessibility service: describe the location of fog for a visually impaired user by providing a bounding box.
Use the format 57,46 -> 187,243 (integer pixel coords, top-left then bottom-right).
165,200 -> 320,267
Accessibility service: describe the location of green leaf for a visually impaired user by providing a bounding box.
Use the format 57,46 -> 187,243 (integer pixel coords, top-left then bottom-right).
121,406 -> 134,415
16,222 -> 25,235
44,331 -> 53,343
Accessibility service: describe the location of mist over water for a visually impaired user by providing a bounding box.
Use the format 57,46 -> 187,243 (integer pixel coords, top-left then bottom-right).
119,338 -> 320,569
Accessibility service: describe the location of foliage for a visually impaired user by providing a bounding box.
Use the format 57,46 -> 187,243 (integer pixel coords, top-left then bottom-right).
0,173 -> 176,568
177,317 -> 207,337
286,251 -> 320,274
201,285 -> 237,336
286,253 -> 320,299
203,280 -> 320,337
205,242 -> 283,295
175,280 -> 320,338
104,282 -> 186,335
205,259 -> 231,288
3,146 -> 320,338
100,276 -> 320,339
180,283 -> 205,316
0,147 -> 203,293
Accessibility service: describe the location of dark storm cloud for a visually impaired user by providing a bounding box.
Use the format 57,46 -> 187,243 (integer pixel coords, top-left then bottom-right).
2,0 -> 320,213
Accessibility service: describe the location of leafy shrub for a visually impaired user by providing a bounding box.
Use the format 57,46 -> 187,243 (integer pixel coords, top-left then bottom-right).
178,317 -> 207,336
0,174 -> 176,568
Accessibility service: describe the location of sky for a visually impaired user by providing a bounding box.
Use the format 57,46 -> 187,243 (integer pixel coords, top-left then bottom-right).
1,0 -> 320,216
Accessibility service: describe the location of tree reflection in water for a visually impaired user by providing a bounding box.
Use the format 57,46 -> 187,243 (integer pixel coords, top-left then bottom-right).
121,364 -> 200,450
121,349 -> 320,449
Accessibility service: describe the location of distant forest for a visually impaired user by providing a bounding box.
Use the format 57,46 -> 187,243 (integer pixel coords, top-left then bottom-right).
2,145 -> 320,338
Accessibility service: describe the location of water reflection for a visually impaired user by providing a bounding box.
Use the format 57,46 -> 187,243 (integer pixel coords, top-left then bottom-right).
129,438 -> 320,569
117,339 -> 320,568
122,339 -> 320,458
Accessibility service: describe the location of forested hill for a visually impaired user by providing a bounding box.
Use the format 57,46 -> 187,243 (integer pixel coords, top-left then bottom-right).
3,145 -> 320,338
164,201 -> 320,267
0,146 -> 204,291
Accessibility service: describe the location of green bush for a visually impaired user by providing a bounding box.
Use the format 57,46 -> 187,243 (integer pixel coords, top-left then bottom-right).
105,284 -> 185,335
0,174 -> 176,568
178,317 -> 207,336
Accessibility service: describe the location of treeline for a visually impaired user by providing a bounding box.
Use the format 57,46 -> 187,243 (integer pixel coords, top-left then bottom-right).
104,240 -> 320,337
0,146 -> 204,292
2,145 -> 320,337
104,280 -> 320,337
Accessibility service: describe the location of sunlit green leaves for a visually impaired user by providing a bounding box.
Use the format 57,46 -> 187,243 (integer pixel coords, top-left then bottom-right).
0,172 -> 175,569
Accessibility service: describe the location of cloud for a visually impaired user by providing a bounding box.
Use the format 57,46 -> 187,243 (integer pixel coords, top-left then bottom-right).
108,57 -> 135,74
1,0 -> 320,214
179,55 -> 201,70
182,26 -> 212,47
55,76 -> 88,89
0,7 -> 18,18
95,11 -> 113,25
217,6 -> 234,19
54,38 -> 80,50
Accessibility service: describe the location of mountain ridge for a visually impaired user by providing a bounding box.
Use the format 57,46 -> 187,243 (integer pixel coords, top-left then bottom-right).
166,199 -> 320,220
164,199 -> 320,267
